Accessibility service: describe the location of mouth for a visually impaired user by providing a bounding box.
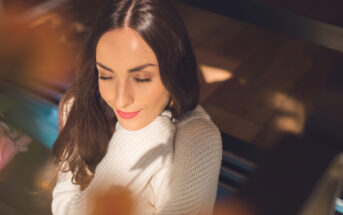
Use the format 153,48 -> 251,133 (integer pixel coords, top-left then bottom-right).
116,109 -> 141,119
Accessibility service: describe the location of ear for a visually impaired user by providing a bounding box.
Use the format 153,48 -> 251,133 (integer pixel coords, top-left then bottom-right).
167,96 -> 174,108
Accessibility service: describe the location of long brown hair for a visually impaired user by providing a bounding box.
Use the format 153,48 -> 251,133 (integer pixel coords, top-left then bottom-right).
53,0 -> 199,190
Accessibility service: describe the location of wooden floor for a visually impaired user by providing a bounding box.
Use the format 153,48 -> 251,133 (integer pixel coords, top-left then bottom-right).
1,1 -> 343,214
175,2 -> 343,148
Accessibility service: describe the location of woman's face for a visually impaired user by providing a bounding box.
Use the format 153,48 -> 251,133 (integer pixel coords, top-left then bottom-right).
96,28 -> 170,130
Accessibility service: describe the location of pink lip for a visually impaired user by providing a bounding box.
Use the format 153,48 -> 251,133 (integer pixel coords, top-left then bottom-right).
117,110 -> 141,119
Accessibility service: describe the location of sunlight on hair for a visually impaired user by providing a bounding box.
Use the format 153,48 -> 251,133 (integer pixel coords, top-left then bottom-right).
199,64 -> 233,84
270,91 -> 305,134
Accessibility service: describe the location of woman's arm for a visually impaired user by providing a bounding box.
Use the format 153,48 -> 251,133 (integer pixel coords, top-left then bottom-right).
155,118 -> 223,215
51,162 -> 83,215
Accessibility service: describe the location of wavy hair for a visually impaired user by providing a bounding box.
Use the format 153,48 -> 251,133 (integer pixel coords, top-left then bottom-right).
52,0 -> 199,190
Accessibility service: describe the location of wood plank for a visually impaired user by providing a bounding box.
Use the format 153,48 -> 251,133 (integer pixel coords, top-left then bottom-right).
203,104 -> 262,143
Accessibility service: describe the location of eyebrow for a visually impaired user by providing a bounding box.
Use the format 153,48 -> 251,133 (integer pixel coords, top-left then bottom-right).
96,62 -> 156,73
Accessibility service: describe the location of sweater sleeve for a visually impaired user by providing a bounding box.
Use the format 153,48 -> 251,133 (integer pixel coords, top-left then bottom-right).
51,163 -> 83,215
155,118 -> 223,215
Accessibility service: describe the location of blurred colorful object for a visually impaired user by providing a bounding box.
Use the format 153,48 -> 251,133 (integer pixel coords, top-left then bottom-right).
0,93 -> 14,113
0,84 -> 58,149
85,186 -> 259,215
88,185 -> 134,215
0,1 -> 80,94
213,198 -> 258,215
0,115 -> 32,171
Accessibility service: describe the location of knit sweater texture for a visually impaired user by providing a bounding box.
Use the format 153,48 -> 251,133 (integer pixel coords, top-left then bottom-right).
52,98 -> 223,215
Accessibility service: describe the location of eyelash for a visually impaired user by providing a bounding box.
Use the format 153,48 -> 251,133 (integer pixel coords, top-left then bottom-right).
98,76 -> 151,83
99,76 -> 112,80
135,78 -> 151,83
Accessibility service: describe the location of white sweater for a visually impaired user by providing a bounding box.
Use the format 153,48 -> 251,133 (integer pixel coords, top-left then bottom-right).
52,101 -> 223,215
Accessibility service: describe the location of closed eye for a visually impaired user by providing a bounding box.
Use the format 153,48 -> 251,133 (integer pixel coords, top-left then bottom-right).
135,78 -> 151,83
99,76 -> 112,80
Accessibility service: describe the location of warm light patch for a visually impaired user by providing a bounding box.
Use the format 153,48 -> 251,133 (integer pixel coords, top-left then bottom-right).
238,77 -> 247,86
270,91 -> 305,134
34,157 -> 58,191
0,4 -> 80,85
199,64 -> 233,83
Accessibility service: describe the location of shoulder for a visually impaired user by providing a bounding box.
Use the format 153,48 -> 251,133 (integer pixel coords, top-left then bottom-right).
173,105 -> 223,166
174,105 -> 222,147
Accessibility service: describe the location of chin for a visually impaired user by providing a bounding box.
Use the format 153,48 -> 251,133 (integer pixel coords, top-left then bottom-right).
119,114 -> 159,131
118,119 -> 146,131
121,123 -> 141,131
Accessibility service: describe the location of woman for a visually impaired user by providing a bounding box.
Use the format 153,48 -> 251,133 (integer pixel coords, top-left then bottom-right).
51,0 -> 222,214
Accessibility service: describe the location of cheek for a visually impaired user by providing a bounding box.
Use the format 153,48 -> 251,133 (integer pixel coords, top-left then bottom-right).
98,81 -> 114,104
134,81 -> 169,106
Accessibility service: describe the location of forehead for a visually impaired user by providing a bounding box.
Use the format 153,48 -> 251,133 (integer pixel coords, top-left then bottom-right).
96,28 -> 158,67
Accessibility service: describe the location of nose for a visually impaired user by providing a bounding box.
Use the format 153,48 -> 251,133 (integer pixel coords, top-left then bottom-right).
114,80 -> 134,109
